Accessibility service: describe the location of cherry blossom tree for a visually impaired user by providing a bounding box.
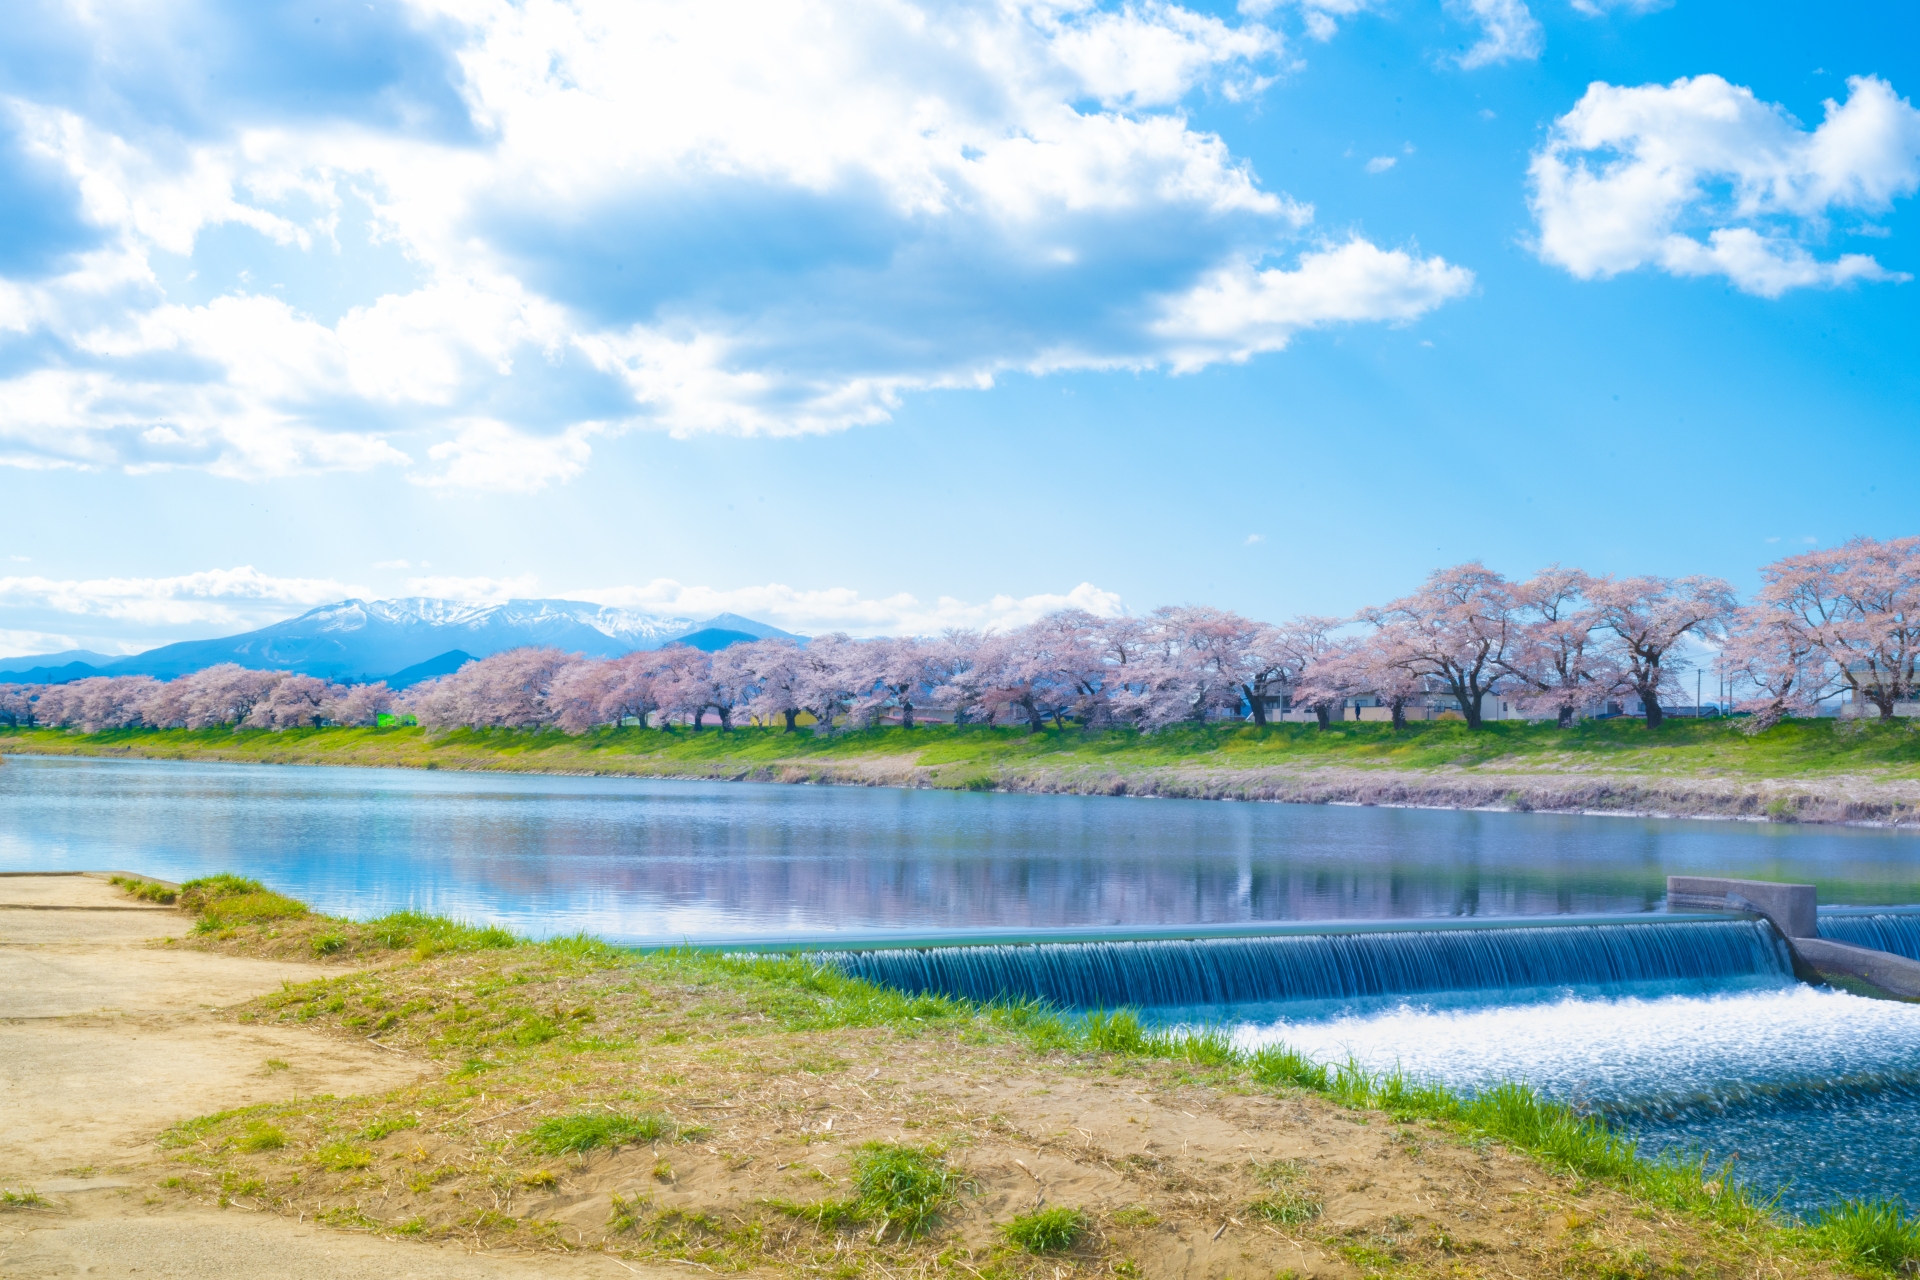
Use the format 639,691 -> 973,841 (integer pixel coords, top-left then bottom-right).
1280,617 -> 1353,729
1720,605 -> 1834,733
1500,566 -> 1612,728
0,684 -> 34,727
651,645 -> 719,730
739,640 -> 806,731
329,681 -> 396,727
793,634 -> 863,735
404,648 -> 579,729
1350,627 -> 1429,729
244,675 -> 338,730
1752,535 -> 1920,720
1590,574 -> 1736,728
1364,563 -> 1517,729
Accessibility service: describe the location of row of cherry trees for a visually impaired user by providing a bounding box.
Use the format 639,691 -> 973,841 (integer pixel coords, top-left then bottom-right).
4,537 -> 1913,735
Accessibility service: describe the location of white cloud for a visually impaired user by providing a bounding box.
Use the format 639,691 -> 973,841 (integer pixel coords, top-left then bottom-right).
403,574 -> 542,602
575,580 -> 1126,637
0,629 -> 82,659
1365,156 -> 1397,173
0,0 -> 1473,481
1448,0 -> 1543,69
1529,74 -> 1920,296
1239,0 -> 1373,42
1152,239 -> 1475,370
1570,0 -> 1669,14
1244,533 -> 1264,544
0,566 -> 366,628
413,420 -> 600,492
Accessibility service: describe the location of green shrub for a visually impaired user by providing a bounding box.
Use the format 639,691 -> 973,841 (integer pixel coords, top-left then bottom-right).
526,1111 -> 674,1155
1002,1206 -> 1088,1252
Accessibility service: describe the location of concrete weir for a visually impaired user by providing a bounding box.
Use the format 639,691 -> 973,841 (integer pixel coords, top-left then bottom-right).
1668,876 -> 1920,1001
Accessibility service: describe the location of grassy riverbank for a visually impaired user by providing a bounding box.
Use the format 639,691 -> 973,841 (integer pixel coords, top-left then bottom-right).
43,872 -> 1903,1278
9,718 -> 1920,824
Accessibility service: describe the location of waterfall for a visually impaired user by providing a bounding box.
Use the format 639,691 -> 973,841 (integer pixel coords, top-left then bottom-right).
823,919 -> 1792,1009
1819,912 -> 1920,960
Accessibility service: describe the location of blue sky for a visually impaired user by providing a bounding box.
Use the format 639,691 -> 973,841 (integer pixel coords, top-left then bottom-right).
1,0 -> 1916,656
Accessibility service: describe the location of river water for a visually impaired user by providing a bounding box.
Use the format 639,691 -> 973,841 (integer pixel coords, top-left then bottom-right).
6,752 -> 1920,1212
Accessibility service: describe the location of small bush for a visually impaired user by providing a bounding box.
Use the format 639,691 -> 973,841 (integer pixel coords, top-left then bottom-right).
526,1111 -> 674,1155
1803,1199 -> 1920,1274
1003,1206 -> 1088,1253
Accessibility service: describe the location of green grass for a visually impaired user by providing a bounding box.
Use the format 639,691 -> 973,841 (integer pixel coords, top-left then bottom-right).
162,875 -> 1920,1275
526,1110 -> 676,1154
1002,1206 -> 1089,1252
109,874 -> 177,904
11,717 -> 1920,789
0,1189 -> 50,1209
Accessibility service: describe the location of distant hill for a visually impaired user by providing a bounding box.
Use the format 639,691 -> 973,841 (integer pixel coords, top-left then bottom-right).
0,599 -> 799,685
384,649 -> 476,690
672,628 -> 761,653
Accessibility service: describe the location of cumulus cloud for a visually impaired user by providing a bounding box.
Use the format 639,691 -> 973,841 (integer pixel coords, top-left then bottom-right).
576,580 -> 1127,637
1569,0 -> 1669,15
0,629 -> 83,659
1448,0 -> 1543,69
403,574 -> 542,602
1152,239 -> 1475,370
0,566 -> 366,628
1529,74 -> 1920,295
0,0 -> 1472,483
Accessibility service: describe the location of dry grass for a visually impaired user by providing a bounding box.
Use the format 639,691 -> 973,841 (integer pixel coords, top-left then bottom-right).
125,899 -> 1855,1280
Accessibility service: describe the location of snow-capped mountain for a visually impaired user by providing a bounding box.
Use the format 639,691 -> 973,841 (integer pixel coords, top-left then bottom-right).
1,599 -> 797,683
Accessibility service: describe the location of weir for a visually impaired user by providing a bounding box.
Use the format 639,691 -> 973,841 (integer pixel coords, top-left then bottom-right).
1668,876 -> 1920,1001
794,879 -> 1920,1011
821,918 -> 1794,1009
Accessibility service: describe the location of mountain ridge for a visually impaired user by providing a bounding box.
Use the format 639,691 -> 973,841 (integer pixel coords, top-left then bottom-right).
0,598 -> 799,684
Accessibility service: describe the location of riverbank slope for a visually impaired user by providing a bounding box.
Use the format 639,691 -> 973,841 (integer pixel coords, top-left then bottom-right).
0,872 -> 1866,1280
7,719 -> 1920,825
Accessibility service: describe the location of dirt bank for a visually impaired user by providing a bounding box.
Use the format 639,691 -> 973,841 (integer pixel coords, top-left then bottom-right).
0,873 -> 653,1278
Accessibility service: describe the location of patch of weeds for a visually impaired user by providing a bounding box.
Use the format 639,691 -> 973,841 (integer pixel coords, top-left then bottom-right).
239,1121 -> 288,1152
608,1192 -> 648,1233
652,1158 -> 674,1183
110,875 -> 177,904
311,933 -> 346,956
1110,1206 -> 1160,1228
391,1217 -> 427,1237
1250,1190 -> 1322,1226
1003,1206 -> 1089,1253
520,1170 -> 558,1189
526,1110 -> 674,1155
262,1058 -> 290,1073
1801,1199 -> 1920,1275
218,1172 -> 266,1199
1338,1241 -> 1400,1276
317,1207 -> 380,1230
357,1116 -> 418,1142
849,1142 -> 962,1240
0,1189 -> 51,1210
452,1058 -> 495,1078
315,1142 -> 374,1171
461,1208 -> 518,1232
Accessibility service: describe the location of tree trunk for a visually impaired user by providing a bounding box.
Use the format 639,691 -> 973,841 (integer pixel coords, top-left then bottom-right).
1557,701 -> 1576,730
715,705 -> 732,731
900,697 -> 914,730
1450,681 -> 1483,729
1314,704 -> 1332,730
1024,697 -> 1044,732
1389,698 -> 1407,730
1245,684 -> 1267,727
1639,684 -> 1663,728
692,708 -> 705,731
783,708 -> 798,733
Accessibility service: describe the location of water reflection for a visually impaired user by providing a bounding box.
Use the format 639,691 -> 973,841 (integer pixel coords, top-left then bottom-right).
3,755 -> 1916,942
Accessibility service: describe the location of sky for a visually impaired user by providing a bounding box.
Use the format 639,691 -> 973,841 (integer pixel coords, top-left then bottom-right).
1,0 -> 1917,657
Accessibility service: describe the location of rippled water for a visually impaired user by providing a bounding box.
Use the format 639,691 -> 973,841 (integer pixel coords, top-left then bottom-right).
1233,985 -> 1920,1213
4,753 -> 1919,942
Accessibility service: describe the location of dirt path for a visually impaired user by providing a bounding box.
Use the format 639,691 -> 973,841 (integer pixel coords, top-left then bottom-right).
0,873 -> 655,1278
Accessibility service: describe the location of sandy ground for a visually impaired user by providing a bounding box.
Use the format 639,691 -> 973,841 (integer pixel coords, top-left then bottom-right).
0,873 -> 657,1278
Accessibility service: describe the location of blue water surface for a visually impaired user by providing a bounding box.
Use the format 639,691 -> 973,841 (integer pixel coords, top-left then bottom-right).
3,753 -> 1918,942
